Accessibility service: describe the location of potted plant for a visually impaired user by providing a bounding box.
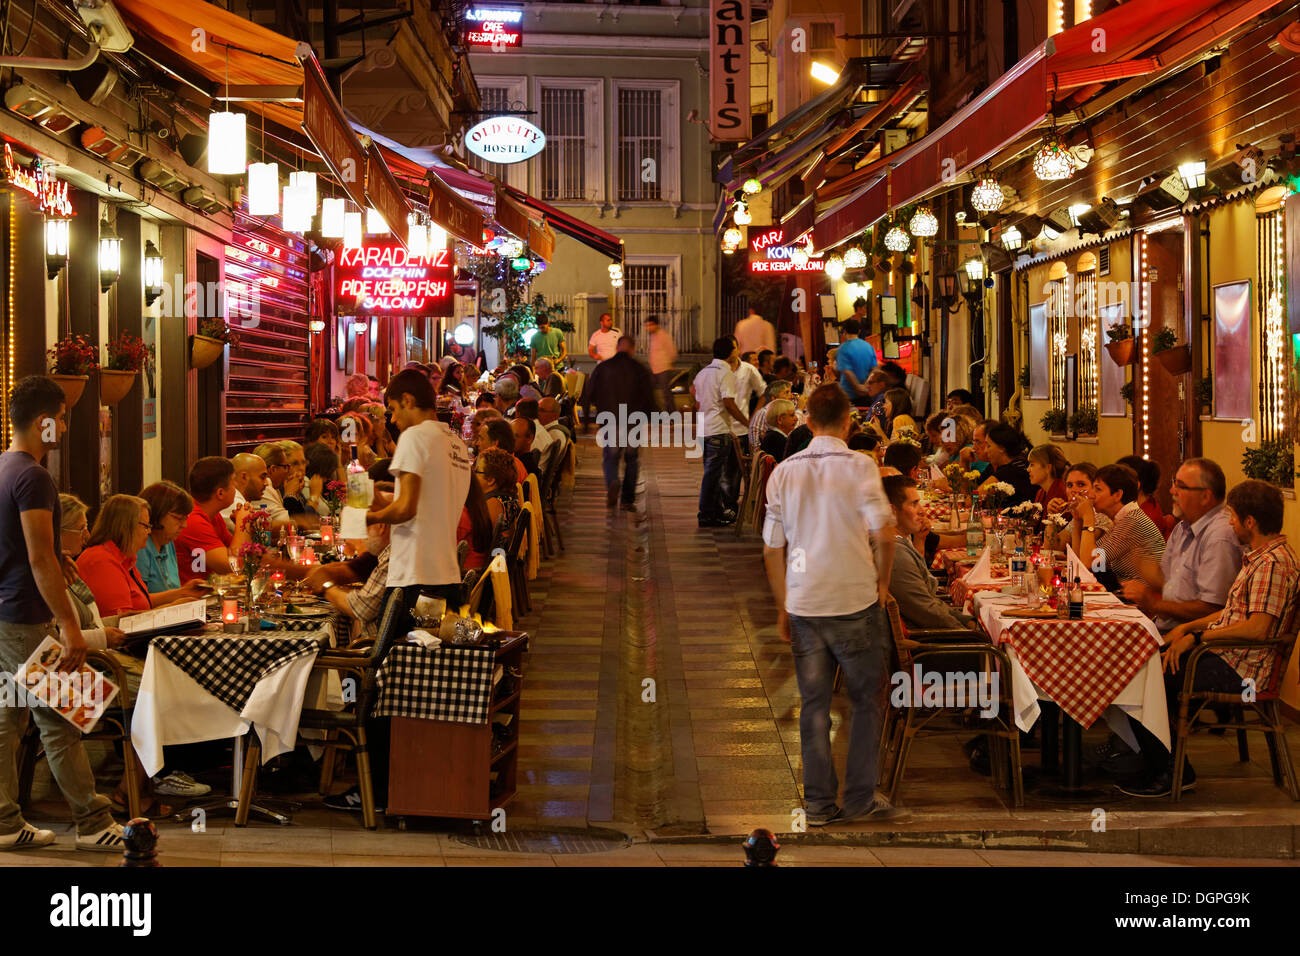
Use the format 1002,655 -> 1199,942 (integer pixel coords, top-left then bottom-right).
1152,326 -> 1193,375
100,331 -> 147,406
192,317 -> 238,370
1104,323 -> 1136,366
1242,437 -> 1295,489
1040,406 -> 1068,435
1194,376 -> 1213,413
1068,403 -> 1098,436
1120,380 -> 1134,406
47,334 -> 98,408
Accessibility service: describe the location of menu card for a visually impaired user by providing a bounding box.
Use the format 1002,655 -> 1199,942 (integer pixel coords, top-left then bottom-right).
119,599 -> 208,636
14,636 -> 119,732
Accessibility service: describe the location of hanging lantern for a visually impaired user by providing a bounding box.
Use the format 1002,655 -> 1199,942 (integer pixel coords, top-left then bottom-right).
246,162 -> 279,216
824,255 -> 845,280
289,171 -> 317,213
722,227 -> 743,247
207,111 -> 246,175
970,177 -> 1004,213
98,214 -> 121,292
1001,225 -> 1023,250
453,322 -> 475,346
790,244 -> 810,268
964,257 -> 986,281
366,207 -> 389,235
428,223 -> 447,250
733,202 -> 752,226
44,217 -> 69,280
884,225 -> 910,252
1033,134 -> 1076,181
844,246 -> 867,269
282,184 -> 313,232
742,178 -> 762,196
343,211 -> 363,249
320,197 -> 346,237
143,239 -> 165,305
908,204 -> 938,237
407,215 -> 428,257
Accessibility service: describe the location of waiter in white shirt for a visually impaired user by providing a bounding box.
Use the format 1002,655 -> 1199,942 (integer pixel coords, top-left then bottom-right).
763,383 -> 897,826
583,313 -> 621,432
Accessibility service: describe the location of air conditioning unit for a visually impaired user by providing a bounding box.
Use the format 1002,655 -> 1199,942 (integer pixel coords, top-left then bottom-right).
80,126 -> 139,166
1076,197 -> 1123,236
137,159 -> 188,193
1133,171 -> 1189,212
4,84 -> 79,135
182,186 -> 226,214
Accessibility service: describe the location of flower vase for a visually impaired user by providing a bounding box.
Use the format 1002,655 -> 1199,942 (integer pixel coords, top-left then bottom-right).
949,495 -> 962,531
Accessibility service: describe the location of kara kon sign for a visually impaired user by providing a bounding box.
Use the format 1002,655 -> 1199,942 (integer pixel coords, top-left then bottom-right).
748,229 -> 824,273
465,117 -> 546,165
463,5 -> 523,47
336,242 -> 454,316
709,0 -> 750,142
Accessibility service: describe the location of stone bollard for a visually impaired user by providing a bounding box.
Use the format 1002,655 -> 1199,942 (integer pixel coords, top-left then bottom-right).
743,828 -> 780,866
119,817 -> 160,867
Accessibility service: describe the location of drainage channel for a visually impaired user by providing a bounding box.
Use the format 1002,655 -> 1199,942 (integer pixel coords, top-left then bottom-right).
454,827 -> 633,855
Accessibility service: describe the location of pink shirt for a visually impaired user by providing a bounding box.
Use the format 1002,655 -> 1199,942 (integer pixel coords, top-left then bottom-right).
648,329 -> 678,375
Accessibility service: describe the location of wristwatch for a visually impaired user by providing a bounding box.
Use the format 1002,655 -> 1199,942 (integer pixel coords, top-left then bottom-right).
321,581 -> 335,593
1082,525 -> 1095,533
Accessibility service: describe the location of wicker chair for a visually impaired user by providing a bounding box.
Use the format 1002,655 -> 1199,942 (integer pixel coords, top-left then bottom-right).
1170,634 -> 1300,802
878,596 -> 1024,807
235,587 -> 409,830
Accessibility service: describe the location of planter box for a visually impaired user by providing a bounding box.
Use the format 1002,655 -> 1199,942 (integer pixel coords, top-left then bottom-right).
1104,339 -> 1136,366
1155,344 -> 1193,376
49,374 -> 89,409
98,369 -> 137,406
191,334 -> 226,370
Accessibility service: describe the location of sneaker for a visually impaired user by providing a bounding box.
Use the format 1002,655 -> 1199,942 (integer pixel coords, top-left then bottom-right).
76,822 -> 126,852
0,823 -> 55,851
805,805 -> 841,827
839,794 -> 899,823
323,786 -> 382,814
1115,769 -> 1196,798
153,772 -> 212,797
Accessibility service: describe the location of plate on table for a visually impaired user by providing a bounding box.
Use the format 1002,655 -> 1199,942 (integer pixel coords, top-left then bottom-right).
265,603 -> 333,621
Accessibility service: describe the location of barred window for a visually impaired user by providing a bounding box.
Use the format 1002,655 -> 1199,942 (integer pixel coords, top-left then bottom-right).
540,86 -> 586,201
618,88 -> 662,201
472,87 -> 513,183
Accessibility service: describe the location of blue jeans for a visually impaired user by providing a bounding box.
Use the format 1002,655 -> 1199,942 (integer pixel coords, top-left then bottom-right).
601,445 -> 639,504
789,603 -> 889,814
698,434 -> 739,521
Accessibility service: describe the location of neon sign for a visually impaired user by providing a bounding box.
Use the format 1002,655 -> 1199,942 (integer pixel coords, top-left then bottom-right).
2,144 -> 73,217
335,242 -> 453,316
463,5 -> 523,47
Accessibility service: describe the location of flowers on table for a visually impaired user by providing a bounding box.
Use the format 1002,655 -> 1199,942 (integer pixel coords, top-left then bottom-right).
244,508 -> 273,549
322,480 -> 346,518
238,542 -> 266,577
982,481 -> 1017,512
943,462 -> 982,496
1008,500 -> 1043,521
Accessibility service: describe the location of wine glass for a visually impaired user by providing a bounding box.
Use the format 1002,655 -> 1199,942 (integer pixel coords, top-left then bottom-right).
287,535 -> 304,563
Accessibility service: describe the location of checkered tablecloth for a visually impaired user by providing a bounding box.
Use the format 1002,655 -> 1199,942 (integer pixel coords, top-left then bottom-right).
996,618 -> 1161,728
372,643 -> 498,724
151,633 -> 323,712
919,501 -> 954,526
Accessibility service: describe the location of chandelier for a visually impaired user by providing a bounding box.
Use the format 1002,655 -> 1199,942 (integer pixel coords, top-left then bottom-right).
843,247 -> 868,269
970,177 -> 1004,213
824,255 -> 845,280
908,204 -> 938,237
1033,134 -> 1077,181
884,225 -> 910,252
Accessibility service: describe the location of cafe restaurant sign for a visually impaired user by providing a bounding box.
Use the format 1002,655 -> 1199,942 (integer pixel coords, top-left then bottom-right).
465,117 -> 546,165
463,5 -> 524,47
336,241 -> 453,316
2,144 -> 73,217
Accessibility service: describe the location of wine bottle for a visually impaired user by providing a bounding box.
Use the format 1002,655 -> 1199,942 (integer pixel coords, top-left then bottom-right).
1069,576 -> 1084,620
345,443 -> 368,510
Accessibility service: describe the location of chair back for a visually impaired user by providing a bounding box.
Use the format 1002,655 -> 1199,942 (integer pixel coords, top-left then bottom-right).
370,587 -> 408,666
487,552 -> 514,629
752,453 -> 776,533
882,596 -> 915,671
457,539 -> 470,574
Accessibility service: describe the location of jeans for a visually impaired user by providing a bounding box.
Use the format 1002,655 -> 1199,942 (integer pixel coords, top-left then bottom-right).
1129,648 -> 1243,776
653,371 -> 674,412
698,434 -> 739,521
602,445 -> 639,504
789,603 -> 889,814
0,620 -> 114,835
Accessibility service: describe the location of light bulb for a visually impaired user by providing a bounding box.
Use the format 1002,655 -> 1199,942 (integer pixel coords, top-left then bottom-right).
207,111 -> 246,175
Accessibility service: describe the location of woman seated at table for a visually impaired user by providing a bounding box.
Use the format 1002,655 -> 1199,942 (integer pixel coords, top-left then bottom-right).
458,476 -> 494,573
77,495 -> 157,617
476,448 -> 522,552
869,388 -> 918,443
1117,454 -> 1176,540
923,412 -> 976,492
440,362 -> 471,403
1028,444 -> 1070,516
979,424 -> 1036,505
1075,463 -> 1166,588
137,480 -> 210,606
60,495 -> 170,817
303,443 -> 342,516
1054,462 -> 1110,551
337,412 -> 377,470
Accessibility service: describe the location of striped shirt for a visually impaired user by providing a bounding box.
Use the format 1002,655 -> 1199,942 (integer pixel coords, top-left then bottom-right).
1097,501 -> 1165,583
748,404 -> 770,450
345,545 -> 390,640
1212,536 -> 1300,692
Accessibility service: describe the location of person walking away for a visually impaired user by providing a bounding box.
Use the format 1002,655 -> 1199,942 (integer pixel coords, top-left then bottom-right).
583,313 -> 621,432
693,336 -> 748,527
646,315 -> 678,412
762,384 -> 897,825
0,375 -> 123,851
734,307 -> 776,356
587,335 -> 656,511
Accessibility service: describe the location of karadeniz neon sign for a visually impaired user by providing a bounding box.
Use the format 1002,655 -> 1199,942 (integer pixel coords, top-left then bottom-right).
336,243 -> 453,315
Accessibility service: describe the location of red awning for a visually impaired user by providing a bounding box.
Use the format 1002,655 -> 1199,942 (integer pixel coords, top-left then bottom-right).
500,185 -> 623,261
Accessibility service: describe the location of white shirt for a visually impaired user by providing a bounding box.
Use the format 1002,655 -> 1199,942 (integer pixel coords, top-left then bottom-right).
732,361 -> 764,433
734,314 -> 776,355
259,485 -> 292,524
531,421 -> 556,473
762,435 -> 895,617
691,358 -> 739,438
588,328 -> 620,361
220,489 -> 247,534
388,419 -> 472,587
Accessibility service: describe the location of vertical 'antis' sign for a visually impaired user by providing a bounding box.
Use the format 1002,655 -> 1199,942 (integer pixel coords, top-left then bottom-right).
710,0 -> 749,142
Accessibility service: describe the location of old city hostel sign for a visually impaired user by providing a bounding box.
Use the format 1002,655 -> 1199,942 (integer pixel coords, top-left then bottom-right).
336,242 -> 453,316
464,117 -> 546,165
709,0 -> 750,142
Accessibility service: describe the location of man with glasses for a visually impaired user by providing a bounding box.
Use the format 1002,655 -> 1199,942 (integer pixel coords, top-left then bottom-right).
254,441 -> 305,528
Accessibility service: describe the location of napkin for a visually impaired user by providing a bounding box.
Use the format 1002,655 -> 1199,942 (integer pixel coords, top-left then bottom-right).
962,546 -> 1005,585
407,629 -> 442,649
930,463 -> 946,482
338,506 -> 368,540
1064,545 -> 1099,584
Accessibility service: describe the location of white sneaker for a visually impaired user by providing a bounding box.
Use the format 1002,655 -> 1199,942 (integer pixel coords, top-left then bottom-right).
0,823 -> 55,851
76,822 -> 126,852
153,772 -> 211,797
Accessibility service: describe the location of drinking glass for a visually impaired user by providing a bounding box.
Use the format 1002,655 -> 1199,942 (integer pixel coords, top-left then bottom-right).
287,536 -> 304,562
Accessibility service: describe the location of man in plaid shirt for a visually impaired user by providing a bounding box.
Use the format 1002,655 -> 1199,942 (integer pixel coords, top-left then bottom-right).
1119,479 -> 1300,797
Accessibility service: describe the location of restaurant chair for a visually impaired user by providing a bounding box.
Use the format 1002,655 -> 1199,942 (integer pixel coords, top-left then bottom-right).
16,649 -> 143,820
505,504 -> 532,617
731,435 -> 753,537
749,453 -> 776,536
457,540 -> 470,576
733,445 -> 766,536
1169,633 -> 1300,802
879,596 -> 1024,807
525,473 -> 548,561
539,449 -> 565,553
236,588 -> 410,830
464,552 -> 512,629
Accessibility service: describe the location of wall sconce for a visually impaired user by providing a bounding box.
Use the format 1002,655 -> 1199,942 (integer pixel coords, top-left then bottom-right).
143,239 -> 164,305
45,218 -> 69,280
98,213 -> 121,292
935,272 -> 959,312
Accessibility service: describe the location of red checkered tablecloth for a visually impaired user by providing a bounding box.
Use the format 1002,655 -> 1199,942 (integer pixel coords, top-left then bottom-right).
998,618 -> 1161,728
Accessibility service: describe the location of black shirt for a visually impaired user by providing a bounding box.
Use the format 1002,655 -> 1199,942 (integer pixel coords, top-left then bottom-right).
0,451 -> 60,624
583,352 -> 656,424
994,457 -> 1036,506
784,425 -> 814,459
761,428 -> 790,463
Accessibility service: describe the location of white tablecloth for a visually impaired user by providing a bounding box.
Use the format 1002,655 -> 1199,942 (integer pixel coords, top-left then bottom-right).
130,627 -> 339,778
974,591 -> 1170,749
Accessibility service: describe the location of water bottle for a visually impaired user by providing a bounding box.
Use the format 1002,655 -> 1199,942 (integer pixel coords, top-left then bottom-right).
965,510 -> 984,557
1010,543 -> 1027,578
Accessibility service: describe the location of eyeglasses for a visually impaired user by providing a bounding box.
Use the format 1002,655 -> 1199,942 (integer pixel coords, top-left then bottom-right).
1172,480 -> 1208,491
137,521 -> 152,531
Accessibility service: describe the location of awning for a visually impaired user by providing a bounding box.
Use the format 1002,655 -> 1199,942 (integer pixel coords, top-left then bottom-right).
810,0 -> 1286,250
428,169 -> 489,247
500,185 -> 623,261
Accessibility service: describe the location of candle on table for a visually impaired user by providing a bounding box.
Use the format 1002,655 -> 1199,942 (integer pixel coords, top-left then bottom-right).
222,599 -> 239,623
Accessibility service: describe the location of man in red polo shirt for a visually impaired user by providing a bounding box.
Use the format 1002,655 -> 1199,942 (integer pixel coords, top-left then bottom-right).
175,456 -> 250,583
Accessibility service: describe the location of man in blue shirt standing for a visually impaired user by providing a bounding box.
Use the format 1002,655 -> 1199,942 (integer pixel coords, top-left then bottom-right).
834,319 -> 878,408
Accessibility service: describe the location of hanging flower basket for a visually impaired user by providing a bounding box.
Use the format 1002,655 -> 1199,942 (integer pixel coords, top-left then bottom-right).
1104,339 -> 1136,367
49,374 -> 89,409
191,334 -> 226,370
1155,344 -> 1193,376
98,369 -> 137,406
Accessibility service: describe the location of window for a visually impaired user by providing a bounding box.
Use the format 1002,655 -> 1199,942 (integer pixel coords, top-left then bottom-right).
614,80 -> 679,203
622,261 -> 674,344
535,79 -> 603,202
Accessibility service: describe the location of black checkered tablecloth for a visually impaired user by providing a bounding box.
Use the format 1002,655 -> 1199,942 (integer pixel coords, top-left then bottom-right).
372,643 -> 497,724
151,633 -> 325,712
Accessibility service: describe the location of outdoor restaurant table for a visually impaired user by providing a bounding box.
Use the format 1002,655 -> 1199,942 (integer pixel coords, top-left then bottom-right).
130,622 -> 339,782
973,590 -> 1170,791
